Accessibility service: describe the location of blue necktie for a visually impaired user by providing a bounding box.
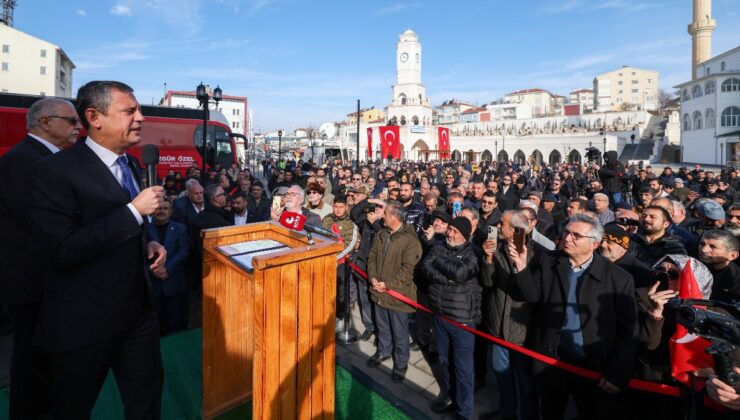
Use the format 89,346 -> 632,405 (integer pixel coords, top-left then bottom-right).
116,155 -> 139,200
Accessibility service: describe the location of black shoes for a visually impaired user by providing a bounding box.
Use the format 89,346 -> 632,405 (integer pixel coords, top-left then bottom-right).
391,367 -> 407,383
409,341 -> 420,352
366,353 -> 390,368
360,329 -> 374,341
430,395 -> 454,413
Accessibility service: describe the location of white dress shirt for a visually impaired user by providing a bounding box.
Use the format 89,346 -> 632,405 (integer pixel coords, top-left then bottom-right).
85,137 -> 143,225
234,210 -> 248,226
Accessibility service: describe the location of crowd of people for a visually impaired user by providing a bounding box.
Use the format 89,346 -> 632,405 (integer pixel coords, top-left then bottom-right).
250,153 -> 739,420
1,83 -> 739,419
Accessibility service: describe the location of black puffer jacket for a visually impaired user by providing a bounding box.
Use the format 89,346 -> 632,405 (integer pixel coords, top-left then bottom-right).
598,151 -> 625,195
422,241 -> 482,324
632,233 -> 687,266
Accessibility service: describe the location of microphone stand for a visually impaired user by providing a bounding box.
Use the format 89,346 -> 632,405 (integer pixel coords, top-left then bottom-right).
336,260 -> 358,344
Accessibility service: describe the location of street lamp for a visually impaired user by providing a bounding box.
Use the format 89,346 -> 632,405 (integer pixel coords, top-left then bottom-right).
196,82 -> 222,183
495,140 -> 498,162
277,130 -> 283,162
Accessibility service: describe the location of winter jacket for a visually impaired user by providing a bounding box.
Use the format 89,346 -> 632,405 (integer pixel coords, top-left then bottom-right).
368,223 -> 422,313
598,151 -> 624,195
422,241 -> 482,324
632,233 -> 687,266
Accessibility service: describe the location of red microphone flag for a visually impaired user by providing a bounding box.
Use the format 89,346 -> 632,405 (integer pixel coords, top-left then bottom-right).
670,259 -> 714,385
279,211 -> 307,231
437,126 -> 450,159
367,127 -> 373,158
378,126 -> 401,160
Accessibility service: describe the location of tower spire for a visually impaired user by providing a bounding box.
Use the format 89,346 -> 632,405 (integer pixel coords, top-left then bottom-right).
688,0 -> 716,79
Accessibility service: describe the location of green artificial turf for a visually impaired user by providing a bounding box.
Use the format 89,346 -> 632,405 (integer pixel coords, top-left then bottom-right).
1,328 -> 408,419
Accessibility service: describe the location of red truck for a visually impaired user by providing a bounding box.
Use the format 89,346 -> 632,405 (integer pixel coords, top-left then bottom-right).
0,92 -> 243,177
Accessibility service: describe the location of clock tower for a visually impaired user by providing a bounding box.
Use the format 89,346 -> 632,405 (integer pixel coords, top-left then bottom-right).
386,29 -> 432,127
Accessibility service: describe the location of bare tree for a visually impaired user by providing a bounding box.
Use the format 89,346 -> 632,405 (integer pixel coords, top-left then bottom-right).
619,102 -> 636,112
304,125 -> 318,163
657,88 -> 675,113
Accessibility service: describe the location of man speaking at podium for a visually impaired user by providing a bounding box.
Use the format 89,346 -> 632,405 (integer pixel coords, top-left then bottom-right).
27,81 -> 167,419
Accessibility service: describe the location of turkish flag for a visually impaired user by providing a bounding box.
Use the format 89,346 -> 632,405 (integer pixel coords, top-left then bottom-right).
367,127 -> 373,158
670,259 -> 714,386
279,211 -> 307,231
379,126 -> 401,160
437,126 -> 450,159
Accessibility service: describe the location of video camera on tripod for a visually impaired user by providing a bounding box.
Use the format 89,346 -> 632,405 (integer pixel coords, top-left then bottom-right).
667,298 -> 740,386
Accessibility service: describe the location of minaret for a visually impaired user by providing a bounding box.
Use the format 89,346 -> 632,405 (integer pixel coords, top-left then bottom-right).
688,0 -> 716,79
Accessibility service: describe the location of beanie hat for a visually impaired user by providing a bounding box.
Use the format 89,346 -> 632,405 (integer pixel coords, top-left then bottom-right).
449,217 -> 472,241
603,222 -> 630,250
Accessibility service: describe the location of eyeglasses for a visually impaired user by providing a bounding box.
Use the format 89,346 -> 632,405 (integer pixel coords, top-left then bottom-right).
352,177 -> 362,181
652,266 -> 680,280
45,115 -> 81,125
214,192 -> 227,198
562,229 -> 596,241
308,190 -> 321,195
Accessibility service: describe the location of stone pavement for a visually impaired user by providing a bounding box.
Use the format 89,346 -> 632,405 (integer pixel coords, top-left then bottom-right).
336,306 -> 501,420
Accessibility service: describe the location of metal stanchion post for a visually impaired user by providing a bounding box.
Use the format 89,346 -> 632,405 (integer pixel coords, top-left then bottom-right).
336,261 -> 358,343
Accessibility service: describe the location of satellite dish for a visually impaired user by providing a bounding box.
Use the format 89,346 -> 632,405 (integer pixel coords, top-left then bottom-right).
319,122 -> 337,139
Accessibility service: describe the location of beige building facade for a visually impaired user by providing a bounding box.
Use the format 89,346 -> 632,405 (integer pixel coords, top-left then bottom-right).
569,89 -> 594,112
593,66 -> 659,112
347,107 -> 385,125
0,24 -> 75,97
503,88 -> 560,117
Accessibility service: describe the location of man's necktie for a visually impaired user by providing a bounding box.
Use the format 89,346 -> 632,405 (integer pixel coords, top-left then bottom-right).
116,155 -> 139,200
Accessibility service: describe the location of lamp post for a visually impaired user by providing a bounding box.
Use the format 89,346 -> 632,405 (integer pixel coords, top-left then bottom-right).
495,140 -> 498,162
196,82 -> 222,184
277,130 -> 283,163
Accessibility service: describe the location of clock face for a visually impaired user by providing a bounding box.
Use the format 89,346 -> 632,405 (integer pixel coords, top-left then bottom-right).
400,52 -> 409,62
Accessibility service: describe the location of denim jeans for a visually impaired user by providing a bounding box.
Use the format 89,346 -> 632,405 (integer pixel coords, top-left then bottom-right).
434,317 -> 475,419
491,344 -> 539,420
374,305 -> 410,370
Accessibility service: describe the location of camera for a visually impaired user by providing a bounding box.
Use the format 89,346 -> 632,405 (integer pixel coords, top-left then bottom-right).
585,147 -> 601,165
667,298 -> 740,386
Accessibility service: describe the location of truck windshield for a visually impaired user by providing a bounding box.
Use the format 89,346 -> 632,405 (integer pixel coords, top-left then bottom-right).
195,125 -> 234,169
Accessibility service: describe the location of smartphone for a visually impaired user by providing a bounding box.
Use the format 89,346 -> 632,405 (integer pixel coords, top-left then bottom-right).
513,227 -> 525,253
487,225 -> 498,242
653,271 -> 669,292
272,195 -> 282,211
452,201 -> 462,217
382,187 -> 389,196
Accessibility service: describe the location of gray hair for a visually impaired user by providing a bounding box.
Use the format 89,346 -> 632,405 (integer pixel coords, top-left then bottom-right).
288,184 -> 305,202
567,213 -> 604,243
701,230 -> 739,253
518,199 -> 538,212
504,210 -> 529,230
204,183 -> 222,202
76,81 -> 134,129
593,192 -> 609,202
460,206 -> 480,223
26,97 -> 76,130
728,202 -> 740,214
185,179 -> 201,192
385,200 -> 405,223
672,200 -> 686,214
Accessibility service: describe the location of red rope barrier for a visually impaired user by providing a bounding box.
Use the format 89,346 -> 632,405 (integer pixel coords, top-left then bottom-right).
348,261 -> 683,397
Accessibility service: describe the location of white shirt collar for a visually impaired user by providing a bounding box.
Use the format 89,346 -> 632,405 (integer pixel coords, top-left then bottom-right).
27,133 -> 61,154
85,136 -> 122,167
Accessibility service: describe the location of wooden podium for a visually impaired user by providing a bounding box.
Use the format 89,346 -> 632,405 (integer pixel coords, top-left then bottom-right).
201,221 -> 344,419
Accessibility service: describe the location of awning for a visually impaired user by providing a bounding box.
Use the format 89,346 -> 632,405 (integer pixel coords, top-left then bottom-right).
718,130 -> 740,138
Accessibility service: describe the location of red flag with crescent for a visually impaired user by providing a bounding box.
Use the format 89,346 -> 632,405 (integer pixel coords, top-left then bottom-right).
669,259 -> 713,385
367,127 -> 373,158
379,126 -> 401,160
437,126 -> 450,159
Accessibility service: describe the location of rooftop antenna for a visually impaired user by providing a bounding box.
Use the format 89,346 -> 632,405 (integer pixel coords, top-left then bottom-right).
1,0 -> 17,27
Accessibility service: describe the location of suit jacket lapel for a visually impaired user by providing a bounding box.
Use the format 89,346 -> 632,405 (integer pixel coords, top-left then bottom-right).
74,140 -> 131,204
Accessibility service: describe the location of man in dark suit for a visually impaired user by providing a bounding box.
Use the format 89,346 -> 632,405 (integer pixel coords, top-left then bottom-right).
497,175 -> 520,211
509,213 -> 638,420
0,97 -> 81,419
26,81 -> 167,419
171,178 -> 205,228
147,198 -> 190,335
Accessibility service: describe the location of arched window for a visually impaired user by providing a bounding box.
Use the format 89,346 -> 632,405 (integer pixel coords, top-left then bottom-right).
682,89 -> 691,101
706,109 -> 715,128
398,93 -> 407,105
721,78 -> 740,92
683,113 -> 691,131
721,106 -> 740,127
692,84 -> 703,98
705,80 -> 716,94
693,111 -> 703,130
721,61 -> 726,71
412,115 -> 419,125
400,115 -> 407,125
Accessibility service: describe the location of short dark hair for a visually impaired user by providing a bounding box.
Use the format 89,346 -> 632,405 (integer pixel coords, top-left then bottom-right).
232,191 -> 248,201
570,198 -> 588,210
644,205 -> 673,222
333,195 -> 348,204
483,191 -> 497,200
76,81 -> 134,129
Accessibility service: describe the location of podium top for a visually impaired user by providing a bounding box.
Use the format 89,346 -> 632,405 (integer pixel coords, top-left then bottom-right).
202,221 -> 344,272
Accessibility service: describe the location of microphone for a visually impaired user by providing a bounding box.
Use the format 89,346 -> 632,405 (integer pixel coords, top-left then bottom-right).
141,145 -> 159,188
303,223 -> 340,239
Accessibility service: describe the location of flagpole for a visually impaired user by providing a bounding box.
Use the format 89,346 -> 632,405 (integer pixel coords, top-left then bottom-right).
356,99 -> 360,171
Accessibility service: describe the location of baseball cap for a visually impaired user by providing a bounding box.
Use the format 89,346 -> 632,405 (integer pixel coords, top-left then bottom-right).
699,200 -> 725,221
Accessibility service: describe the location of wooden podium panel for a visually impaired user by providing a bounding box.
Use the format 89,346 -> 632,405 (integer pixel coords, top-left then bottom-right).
201,222 -> 343,420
